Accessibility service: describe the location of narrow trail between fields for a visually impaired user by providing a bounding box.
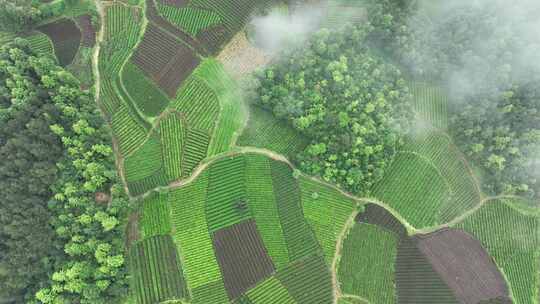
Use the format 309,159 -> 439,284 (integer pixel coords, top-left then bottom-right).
92,0 -> 105,103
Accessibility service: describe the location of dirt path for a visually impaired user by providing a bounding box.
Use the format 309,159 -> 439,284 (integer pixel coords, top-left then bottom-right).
92,0 -> 105,102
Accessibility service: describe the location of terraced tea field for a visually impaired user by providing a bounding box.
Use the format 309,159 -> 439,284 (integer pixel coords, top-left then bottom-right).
89,1 -> 540,304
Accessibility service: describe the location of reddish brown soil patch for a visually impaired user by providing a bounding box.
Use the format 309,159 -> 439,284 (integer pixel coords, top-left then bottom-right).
395,237 -> 459,303
77,15 -> 96,47
355,203 -> 407,237
145,0 -> 207,55
414,228 -> 511,304
94,192 -> 110,204
158,0 -> 189,7
38,18 -> 81,66
197,24 -> 229,55
131,24 -> 200,97
212,219 -> 275,300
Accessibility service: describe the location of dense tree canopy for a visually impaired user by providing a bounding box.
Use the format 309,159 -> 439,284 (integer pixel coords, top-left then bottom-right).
247,24 -> 413,194
399,1 -> 540,199
0,0 -> 42,32
0,52 -> 61,301
0,39 -> 130,304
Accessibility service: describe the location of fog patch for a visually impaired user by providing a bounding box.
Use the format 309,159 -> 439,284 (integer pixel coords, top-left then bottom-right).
406,0 -> 540,100
248,4 -> 325,54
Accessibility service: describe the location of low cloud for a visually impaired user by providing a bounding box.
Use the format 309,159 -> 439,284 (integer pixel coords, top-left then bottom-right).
248,4 -> 325,54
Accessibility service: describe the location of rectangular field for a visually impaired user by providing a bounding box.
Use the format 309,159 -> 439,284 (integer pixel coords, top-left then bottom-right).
129,235 -> 188,304
212,219 -> 276,300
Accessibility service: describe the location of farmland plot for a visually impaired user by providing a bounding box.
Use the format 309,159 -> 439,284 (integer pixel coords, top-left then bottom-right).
212,220 -> 276,300
395,237 -> 459,304
140,191 -> 172,238
168,172 -> 228,302
403,133 -> 482,223
100,4 -> 149,153
194,60 -> 245,156
157,5 -> 222,36
338,223 -> 398,304
159,112 -> 186,180
190,0 -> 273,53
238,104 -> 309,157
300,176 -> 357,264
25,32 -> 55,56
455,198 -> 540,304
122,61 -> 170,117
172,59 -> 242,166
246,277 -> 296,304
132,23 -> 200,97
244,154 -> 289,270
271,161 -> 321,261
372,152 -> 451,228
123,135 -> 169,196
206,156 -> 250,232
414,228 -> 511,304
355,204 -> 407,237
38,18 -> 81,66
409,82 -> 449,130
76,14 -> 96,47
276,254 -> 333,304
129,235 -> 189,304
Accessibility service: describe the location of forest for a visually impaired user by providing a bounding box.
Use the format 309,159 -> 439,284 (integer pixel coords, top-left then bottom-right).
0,40 -> 130,303
250,0 -> 540,199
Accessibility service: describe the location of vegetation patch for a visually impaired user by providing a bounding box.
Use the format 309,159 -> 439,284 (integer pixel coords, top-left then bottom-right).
372,152 -> 450,229
338,223 -> 398,304
168,172 -> 227,299
276,254 -> 333,304
132,23 -> 200,97
140,191 -> 172,238
271,160 -> 320,261
248,24 -> 413,195
238,104 -> 309,157
300,176 -> 357,264
158,5 -> 222,36
129,235 -> 189,304
206,156 -> 251,232
122,61 -> 170,117
455,199 -> 540,304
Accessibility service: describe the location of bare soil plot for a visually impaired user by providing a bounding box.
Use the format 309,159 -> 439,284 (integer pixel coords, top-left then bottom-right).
145,0 -> 207,55
132,24 -> 200,97
395,237 -> 459,304
212,219 -> 275,300
77,14 -> 96,47
197,24 -> 229,55
217,32 -> 271,78
355,204 -> 407,237
38,18 -> 81,66
414,228 -> 511,304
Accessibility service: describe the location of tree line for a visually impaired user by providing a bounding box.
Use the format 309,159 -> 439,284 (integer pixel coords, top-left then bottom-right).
0,39 -> 130,303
